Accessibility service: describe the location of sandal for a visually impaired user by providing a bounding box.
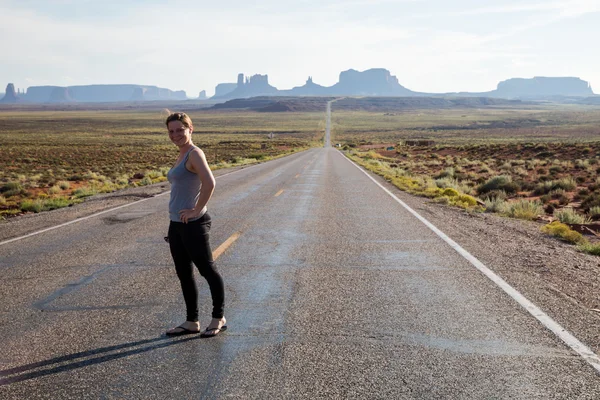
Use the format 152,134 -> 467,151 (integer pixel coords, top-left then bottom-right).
200,318 -> 227,338
166,324 -> 200,337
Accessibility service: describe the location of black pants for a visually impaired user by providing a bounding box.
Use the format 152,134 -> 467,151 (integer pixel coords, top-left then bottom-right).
168,213 -> 225,321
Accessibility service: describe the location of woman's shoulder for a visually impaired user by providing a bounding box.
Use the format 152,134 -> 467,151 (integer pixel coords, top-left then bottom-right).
189,146 -> 206,159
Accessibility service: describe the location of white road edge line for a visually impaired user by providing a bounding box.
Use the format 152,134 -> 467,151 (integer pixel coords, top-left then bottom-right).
0,167 -> 246,247
341,151 -> 600,375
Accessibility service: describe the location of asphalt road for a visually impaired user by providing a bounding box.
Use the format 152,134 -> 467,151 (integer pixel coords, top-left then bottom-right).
1,147 -> 600,399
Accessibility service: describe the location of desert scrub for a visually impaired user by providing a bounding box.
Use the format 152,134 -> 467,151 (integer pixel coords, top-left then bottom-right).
578,242 -> 600,256
553,208 -> 591,224
541,221 -> 585,244
48,185 -> 62,195
57,180 -> 71,190
484,197 -> 507,213
0,182 -> 23,197
502,199 -> 544,220
72,186 -> 98,199
533,178 -> 577,195
477,175 -> 520,195
435,177 -> 473,195
590,206 -> 600,219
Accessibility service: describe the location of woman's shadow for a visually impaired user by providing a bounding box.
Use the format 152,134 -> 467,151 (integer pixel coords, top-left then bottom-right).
0,334 -> 200,385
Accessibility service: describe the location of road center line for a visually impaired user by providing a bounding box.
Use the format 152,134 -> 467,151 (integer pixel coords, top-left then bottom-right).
341,150 -> 600,375
212,232 -> 241,260
274,189 -> 285,197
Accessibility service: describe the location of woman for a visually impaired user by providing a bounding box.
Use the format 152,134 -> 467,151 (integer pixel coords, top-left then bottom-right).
164,112 -> 226,337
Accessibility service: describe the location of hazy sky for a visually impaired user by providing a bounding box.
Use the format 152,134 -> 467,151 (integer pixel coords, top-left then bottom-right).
1,0 -> 599,97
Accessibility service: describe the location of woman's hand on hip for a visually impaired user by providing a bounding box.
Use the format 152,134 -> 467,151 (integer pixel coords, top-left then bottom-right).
179,208 -> 200,223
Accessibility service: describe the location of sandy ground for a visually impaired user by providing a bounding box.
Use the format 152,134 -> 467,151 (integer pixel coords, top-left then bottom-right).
2,163 -> 600,360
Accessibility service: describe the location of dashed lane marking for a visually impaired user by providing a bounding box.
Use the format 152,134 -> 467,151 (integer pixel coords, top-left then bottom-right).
212,232 -> 241,260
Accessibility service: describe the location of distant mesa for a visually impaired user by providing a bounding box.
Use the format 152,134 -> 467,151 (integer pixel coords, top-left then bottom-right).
328,68 -> 413,96
198,90 -> 207,100
492,77 -> 594,98
214,83 -> 237,98
0,84 -> 187,103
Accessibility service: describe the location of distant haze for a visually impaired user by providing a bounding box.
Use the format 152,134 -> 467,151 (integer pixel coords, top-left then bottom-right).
1,0 -> 599,96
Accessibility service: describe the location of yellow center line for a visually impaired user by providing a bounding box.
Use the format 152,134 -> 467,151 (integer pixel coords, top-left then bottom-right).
274,189 -> 284,197
212,232 -> 241,260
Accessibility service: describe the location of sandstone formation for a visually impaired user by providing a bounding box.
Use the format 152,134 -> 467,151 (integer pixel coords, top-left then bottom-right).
0,83 -> 19,103
213,74 -> 278,99
492,77 -> 594,98
210,69 -> 596,101
198,90 -> 207,99
212,68 -> 415,100
329,68 -> 413,96
214,83 -> 237,97
4,84 -> 187,103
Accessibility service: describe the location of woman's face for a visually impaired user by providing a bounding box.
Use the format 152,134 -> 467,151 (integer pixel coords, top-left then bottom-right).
167,120 -> 192,147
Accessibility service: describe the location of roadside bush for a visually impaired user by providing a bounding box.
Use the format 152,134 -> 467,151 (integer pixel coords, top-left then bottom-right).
590,206 -> 600,219
541,221 -> 585,244
477,175 -> 520,195
57,181 -> 71,190
71,187 -> 97,199
484,197 -> 507,213
478,189 -> 507,201
582,193 -> 600,211
533,178 -> 577,195
48,185 -> 62,195
42,197 -> 70,210
554,208 -> 591,224
578,242 -> 600,256
502,199 -> 544,220
435,167 -> 455,179
0,182 -> 22,194
20,199 -> 43,213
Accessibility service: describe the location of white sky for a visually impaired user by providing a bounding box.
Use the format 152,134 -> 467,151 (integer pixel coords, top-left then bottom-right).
1,0 -> 598,97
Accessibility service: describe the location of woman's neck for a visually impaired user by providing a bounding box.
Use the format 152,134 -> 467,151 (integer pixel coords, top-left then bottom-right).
178,142 -> 194,155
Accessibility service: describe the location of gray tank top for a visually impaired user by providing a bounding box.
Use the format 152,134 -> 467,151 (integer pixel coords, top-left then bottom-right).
167,146 -> 207,222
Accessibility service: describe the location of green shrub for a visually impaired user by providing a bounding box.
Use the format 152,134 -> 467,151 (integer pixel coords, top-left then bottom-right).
590,206 -> 600,217
578,242 -> 600,256
554,208 -> 591,224
477,175 -> 520,195
56,180 -> 69,190
20,199 -> 43,213
71,187 -> 97,198
582,193 -> 600,211
484,196 -> 507,213
0,182 -> 22,194
541,221 -> 585,244
42,197 -> 70,210
48,185 -> 62,195
502,199 -> 544,220
442,188 -> 460,197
